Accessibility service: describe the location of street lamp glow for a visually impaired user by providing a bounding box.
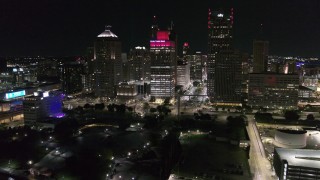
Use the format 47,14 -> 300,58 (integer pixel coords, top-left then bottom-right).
28,160 -> 33,165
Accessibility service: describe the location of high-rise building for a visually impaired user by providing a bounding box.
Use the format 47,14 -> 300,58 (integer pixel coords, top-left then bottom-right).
93,26 -> 122,98
83,47 -> 95,92
207,8 -> 234,102
252,24 -> 269,73
149,26 -> 177,98
37,59 -> 59,82
214,50 -> 242,105
241,53 -> 250,103
177,60 -> 190,90
182,42 -> 190,56
61,62 -> 84,95
189,52 -> 207,82
253,40 -> 269,73
128,46 -> 150,81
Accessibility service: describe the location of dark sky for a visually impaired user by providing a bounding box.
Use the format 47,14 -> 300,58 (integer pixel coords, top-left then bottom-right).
0,0 -> 320,57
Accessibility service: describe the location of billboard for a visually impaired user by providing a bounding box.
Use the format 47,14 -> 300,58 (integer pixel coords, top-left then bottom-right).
5,90 -> 26,99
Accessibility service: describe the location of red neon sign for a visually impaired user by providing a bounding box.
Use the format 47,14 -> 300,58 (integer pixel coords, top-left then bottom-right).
157,31 -> 169,40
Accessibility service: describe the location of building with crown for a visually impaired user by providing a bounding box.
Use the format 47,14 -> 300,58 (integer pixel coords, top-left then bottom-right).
149,23 -> 177,99
93,26 -> 122,98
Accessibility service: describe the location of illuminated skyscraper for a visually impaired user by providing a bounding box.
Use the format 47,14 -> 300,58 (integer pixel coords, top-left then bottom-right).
189,52 -> 207,82
128,46 -> 150,81
207,8 -> 234,102
93,26 -> 122,98
149,24 -> 176,98
177,60 -> 190,90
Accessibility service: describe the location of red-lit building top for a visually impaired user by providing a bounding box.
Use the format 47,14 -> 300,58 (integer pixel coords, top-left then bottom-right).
150,30 -> 175,48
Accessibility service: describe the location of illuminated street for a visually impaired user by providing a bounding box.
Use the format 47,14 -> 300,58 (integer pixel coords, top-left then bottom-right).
246,115 -> 275,180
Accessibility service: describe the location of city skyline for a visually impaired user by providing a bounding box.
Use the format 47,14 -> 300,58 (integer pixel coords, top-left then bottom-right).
0,0 -> 320,57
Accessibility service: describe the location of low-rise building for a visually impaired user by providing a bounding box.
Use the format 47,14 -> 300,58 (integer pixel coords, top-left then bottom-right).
23,90 -> 64,126
274,148 -> 320,180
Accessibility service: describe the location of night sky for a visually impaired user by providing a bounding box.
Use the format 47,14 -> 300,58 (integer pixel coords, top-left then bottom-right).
0,0 -> 320,57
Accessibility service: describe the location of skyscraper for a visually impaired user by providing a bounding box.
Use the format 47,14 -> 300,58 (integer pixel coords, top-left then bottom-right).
214,50 -> 243,104
207,8 -> 234,102
177,60 -> 190,90
61,62 -> 84,95
189,52 -> 207,82
93,26 -> 122,98
253,40 -> 269,73
149,23 -> 177,99
128,46 -> 150,81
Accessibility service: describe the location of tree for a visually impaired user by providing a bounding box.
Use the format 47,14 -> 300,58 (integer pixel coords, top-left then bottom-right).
149,96 -> 155,102
84,103 -> 91,109
157,105 -> 163,114
95,103 -> 105,110
164,97 -> 171,105
254,112 -> 273,122
127,107 -> 134,112
306,114 -> 315,121
150,108 -> 157,113
305,104 -> 312,111
107,104 -> 115,112
284,110 -> 300,121
143,102 -> 150,113
193,81 -> 200,87
115,104 -> 126,113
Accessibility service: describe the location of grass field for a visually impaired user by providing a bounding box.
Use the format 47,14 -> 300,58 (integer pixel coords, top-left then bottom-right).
174,134 -> 251,180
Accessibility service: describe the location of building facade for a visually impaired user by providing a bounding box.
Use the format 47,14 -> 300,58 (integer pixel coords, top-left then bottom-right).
23,90 -> 64,126
128,46 -> 150,81
116,82 -> 138,100
274,148 -> 320,180
150,28 -> 176,98
61,62 -> 84,95
93,26 -> 122,98
248,73 -> 299,109
189,52 -> 207,82
207,8 -> 234,102
214,50 -> 242,105
176,60 -> 190,90
253,40 -> 269,73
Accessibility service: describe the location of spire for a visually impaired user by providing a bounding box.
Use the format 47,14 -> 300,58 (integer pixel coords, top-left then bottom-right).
105,25 -> 112,30
256,23 -> 266,40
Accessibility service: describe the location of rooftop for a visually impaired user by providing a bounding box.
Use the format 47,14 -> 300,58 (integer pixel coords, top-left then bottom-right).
275,148 -> 320,169
97,25 -> 118,38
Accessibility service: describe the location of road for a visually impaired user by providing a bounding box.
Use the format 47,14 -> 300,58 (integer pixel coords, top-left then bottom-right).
0,111 -> 24,127
246,115 -> 275,180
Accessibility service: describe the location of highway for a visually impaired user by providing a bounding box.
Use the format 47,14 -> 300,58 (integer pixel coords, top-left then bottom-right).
246,115 -> 275,180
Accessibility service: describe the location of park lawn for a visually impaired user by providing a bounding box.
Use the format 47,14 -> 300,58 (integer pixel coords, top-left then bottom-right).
174,134 -> 251,180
